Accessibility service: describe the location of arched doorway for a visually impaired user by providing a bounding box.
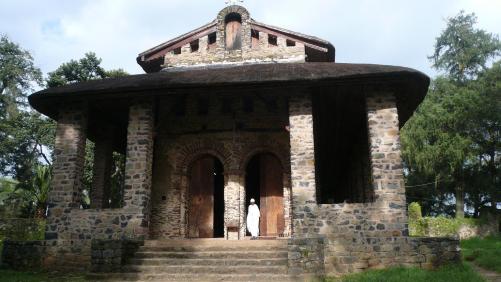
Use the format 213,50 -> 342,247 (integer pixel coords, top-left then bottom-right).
245,153 -> 285,237
188,155 -> 224,238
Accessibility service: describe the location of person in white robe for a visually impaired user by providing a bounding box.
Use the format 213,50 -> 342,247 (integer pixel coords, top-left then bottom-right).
246,198 -> 260,239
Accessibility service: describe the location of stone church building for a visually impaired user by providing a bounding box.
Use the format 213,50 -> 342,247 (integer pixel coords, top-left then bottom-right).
5,4 -> 459,278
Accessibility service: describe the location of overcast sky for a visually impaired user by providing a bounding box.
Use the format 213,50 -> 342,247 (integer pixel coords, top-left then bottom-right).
1,0 -> 501,78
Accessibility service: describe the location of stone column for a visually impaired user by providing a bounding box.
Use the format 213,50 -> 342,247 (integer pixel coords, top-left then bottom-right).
90,134 -> 113,209
288,95 -> 318,237
366,92 -> 408,235
46,102 -> 87,240
224,172 -> 241,240
123,99 -> 155,238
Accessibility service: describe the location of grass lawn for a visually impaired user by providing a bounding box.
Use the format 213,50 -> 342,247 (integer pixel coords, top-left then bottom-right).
326,263 -> 485,282
462,235 -> 501,273
0,269 -> 87,282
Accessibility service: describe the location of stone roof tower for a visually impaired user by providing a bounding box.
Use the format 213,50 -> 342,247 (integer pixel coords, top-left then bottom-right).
136,5 -> 335,72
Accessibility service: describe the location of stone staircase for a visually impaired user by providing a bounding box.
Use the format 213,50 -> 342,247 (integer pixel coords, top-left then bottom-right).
87,239 -> 300,282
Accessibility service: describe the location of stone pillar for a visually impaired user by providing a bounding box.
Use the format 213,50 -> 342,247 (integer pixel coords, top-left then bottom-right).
123,99 -> 155,238
90,135 -> 113,209
288,95 -> 317,237
366,92 -> 408,235
46,102 -> 87,240
259,32 -> 268,48
224,173 -> 241,240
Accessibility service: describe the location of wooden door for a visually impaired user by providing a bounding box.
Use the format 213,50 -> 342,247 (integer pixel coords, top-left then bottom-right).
188,157 -> 215,238
225,20 -> 242,50
259,154 -> 285,236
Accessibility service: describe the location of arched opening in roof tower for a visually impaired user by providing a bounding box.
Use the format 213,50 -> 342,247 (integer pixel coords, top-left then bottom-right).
225,12 -> 242,50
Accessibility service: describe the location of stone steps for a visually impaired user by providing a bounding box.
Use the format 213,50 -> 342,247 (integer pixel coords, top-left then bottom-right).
122,264 -> 288,274
90,239 -> 296,282
129,257 -> 288,266
134,250 -> 288,259
86,273 -> 301,282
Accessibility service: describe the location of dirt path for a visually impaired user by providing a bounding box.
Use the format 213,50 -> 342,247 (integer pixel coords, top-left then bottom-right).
471,264 -> 501,282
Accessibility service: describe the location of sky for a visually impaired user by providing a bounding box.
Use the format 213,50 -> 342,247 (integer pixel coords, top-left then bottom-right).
1,0 -> 501,78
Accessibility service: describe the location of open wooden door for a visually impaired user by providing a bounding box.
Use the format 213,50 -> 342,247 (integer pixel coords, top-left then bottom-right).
259,154 -> 285,237
188,157 -> 215,238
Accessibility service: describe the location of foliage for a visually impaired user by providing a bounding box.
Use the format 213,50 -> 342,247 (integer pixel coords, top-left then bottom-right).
21,166 -> 51,218
0,269 -> 86,282
0,35 -> 43,117
325,263 -> 484,282
47,52 -> 129,88
409,213 -> 483,237
0,36 -> 55,217
462,236 -> 501,273
0,178 -> 23,217
408,202 -> 423,221
403,10 -> 501,218
0,111 -> 55,186
429,11 -> 501,83
46,52 -> 107,87
109,152 -> 126,208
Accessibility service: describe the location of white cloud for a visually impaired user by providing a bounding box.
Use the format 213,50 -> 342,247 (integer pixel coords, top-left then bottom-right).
1,0 -> 500,78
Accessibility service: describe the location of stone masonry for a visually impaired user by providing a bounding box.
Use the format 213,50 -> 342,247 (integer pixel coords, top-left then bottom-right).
162,5 -> 309,68
288,94 -> 318,237
7,4 -> 462,277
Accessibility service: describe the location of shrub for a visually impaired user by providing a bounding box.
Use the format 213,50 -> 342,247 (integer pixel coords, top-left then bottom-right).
408,202 -> 423,221
408,202 -> 485,237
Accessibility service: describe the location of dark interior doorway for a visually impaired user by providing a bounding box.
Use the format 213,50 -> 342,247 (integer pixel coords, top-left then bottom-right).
245,153 -> 284,237
188,155 -> 224,238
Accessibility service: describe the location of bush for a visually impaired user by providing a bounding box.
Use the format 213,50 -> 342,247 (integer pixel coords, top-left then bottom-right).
0,219 -> 45,242
408,202 -> 423,221
408,202 -> 484,237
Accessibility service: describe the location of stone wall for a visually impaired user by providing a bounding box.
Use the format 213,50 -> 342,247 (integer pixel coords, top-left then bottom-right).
285,91 -> 460,276
91,239 -> 143,273
163,5 -> 306,68
2,240 -> 92,271
45,100 -> 155,242
149,92 -> 293,239
0,218 -> 45,241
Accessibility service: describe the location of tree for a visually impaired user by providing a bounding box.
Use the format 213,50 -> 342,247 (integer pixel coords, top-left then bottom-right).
0,111 -> 55,184
429,11 -> 501,83
402,78 -> 478,218
0,35 -> 43,117
47,52 -> 107,87
23,165 -> 51,218
47,52 -> 128,87
403,11 -> 501,219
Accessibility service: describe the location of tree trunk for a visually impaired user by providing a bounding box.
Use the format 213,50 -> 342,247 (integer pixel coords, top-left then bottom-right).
456,185 -> 465,219
35,204 -> 46,219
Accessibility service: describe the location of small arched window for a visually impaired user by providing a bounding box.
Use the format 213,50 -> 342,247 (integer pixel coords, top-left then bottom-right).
225,13 -> 242,50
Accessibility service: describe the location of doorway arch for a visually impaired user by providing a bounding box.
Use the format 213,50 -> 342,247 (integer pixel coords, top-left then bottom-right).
187,155 -> 224,238
245,152 -> 285,237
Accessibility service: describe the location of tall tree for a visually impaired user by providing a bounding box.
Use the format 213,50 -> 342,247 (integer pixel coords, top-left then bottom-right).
429,11 -> 501,83
403,11 -> 501,218
0,35 -> 43,116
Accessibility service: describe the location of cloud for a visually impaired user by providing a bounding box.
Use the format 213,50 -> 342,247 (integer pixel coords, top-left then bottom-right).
1,0 -> 500,78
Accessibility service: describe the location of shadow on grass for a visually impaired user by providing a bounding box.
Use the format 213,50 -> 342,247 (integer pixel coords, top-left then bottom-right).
462,235 -> 501,273
325,263 -> 485,282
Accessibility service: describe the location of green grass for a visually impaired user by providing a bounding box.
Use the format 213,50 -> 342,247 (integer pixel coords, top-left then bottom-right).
326,263 -> 485,282
0,269 -> 86,282
462,235 -> 501,273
